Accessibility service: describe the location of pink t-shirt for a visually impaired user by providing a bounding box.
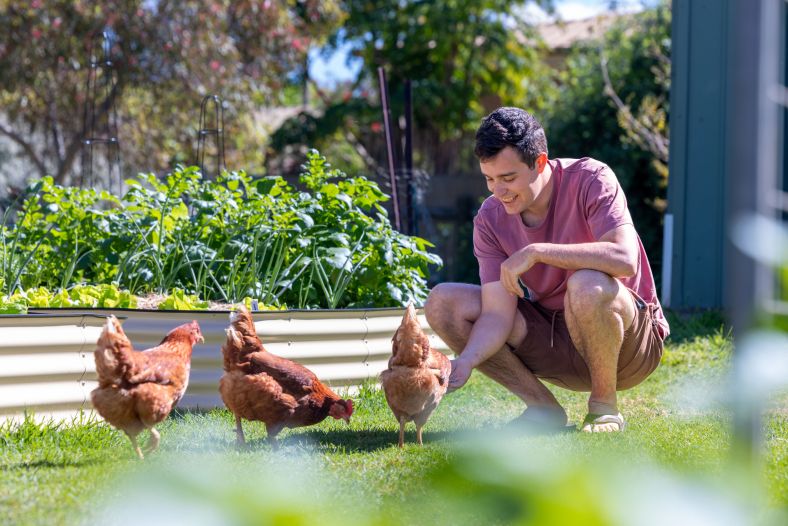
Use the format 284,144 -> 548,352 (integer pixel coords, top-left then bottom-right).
473,157 -> 669,340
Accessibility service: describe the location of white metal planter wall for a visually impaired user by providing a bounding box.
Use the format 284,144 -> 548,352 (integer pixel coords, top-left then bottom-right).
0,314 -> 108,423
1,308 -> 450,423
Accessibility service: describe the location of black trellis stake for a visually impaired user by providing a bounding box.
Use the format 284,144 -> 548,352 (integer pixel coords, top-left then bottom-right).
196,95 -> 226,179
403,79 -> 415,235
377,67 -> 402,232
81,31 -> 121,193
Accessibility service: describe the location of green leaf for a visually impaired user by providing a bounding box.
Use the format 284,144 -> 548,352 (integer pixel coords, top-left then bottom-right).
323,247 -> 352,271
256,178 -> 277,195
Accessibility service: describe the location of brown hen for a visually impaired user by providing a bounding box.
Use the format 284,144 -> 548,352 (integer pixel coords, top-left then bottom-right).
90,316 -> 203,459
219,306 -> 353,448
380,304 -> 451,447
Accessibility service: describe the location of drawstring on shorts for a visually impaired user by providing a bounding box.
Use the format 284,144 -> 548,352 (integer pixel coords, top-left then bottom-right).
550,309 -> 558,348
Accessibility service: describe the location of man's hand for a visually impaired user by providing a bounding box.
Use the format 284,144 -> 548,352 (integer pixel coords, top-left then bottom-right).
500,244 -> 541,298
448,358 -> 474,392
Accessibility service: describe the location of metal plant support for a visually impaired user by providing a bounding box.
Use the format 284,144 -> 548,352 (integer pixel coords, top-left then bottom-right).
377,68 -> 421,235
377,67 -> 402,232
403,80 -> 416,235
80,31 -> 121,193
196,95 -> 226,179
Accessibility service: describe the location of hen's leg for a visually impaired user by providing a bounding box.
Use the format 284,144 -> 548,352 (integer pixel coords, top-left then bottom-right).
266,424 -> 283,450
267,433 -> 281,451
398,416 -> 406,448
234,415 -> 246,446
416,424 -> 424,446
145,428 -> 160,454
126,432 -> 144,460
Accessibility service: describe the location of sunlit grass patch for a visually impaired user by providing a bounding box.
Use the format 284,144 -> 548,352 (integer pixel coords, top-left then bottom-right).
1,311 -> 787,525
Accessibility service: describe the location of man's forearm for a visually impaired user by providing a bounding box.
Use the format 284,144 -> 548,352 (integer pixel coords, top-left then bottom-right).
528,241 -> 636,278
458,311 -> 513,369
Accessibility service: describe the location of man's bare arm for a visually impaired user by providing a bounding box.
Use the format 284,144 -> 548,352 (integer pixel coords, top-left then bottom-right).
500,224 -> 639,298
448,281 -> 518,390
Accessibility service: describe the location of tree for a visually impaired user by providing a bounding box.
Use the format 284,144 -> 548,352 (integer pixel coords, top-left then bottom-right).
542,3 -> 671,282
600,4 -> 670,172
0,0 -> 343,186
269,0 -> 555,178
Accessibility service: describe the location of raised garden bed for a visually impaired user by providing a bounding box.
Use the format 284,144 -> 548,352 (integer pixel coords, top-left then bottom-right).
0,153 -> 449,423
0,307 -> 449,423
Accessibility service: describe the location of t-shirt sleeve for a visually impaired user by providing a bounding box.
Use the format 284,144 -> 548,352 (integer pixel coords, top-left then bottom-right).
584,166 -> 634,239
473,212 -> 506,284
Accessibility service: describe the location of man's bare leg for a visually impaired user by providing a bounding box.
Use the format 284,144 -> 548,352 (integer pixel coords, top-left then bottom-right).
563,269 -> 635,431
425,283 -> 566,421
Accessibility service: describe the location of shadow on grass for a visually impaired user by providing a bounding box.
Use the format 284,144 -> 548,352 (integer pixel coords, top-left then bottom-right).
282,425 -> 534,452
1,457 -> 110,471
286,428 -> 455,451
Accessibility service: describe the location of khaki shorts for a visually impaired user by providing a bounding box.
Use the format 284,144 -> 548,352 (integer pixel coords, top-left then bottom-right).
511,290 -> 663,391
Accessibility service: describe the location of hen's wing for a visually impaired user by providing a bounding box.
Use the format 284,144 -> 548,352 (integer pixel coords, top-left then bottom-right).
95,316 -> 191,391
244,351 -> 318,399
220,370 -> 299,424
426,349 -> 451,387
125,347 -> 189,387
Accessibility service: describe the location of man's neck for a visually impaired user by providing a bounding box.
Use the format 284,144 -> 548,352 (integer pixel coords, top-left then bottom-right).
520,162 -> 554,227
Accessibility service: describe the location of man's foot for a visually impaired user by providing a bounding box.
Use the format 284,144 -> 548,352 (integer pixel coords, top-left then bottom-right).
504,406 -> 575,434
580,412 -> 625,433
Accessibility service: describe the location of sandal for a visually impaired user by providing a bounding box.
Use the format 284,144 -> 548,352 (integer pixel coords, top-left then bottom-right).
580,412 -> 626,433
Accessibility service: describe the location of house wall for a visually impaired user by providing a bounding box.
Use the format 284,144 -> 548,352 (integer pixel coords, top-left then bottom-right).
666,0 -> 731,308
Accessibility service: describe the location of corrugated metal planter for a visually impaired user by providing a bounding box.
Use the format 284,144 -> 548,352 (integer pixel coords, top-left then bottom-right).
1,308 -> 450,423
0,314 -> 109,423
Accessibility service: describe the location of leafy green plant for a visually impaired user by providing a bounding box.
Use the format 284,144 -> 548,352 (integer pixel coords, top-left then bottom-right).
310,232 -> 371,309
157,289 -> 211,311
0,296 -> 26,314
0,151 -> 441,309
0,284 -> 138,313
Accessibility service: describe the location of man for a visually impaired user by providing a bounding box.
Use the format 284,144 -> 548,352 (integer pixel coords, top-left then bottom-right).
425,107 -> 668,432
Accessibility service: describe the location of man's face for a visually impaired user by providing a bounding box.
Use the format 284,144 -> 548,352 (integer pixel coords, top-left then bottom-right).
480,147 -> 545,216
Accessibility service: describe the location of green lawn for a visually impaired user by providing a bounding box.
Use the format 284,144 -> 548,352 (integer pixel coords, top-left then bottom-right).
1,311 -> 787,525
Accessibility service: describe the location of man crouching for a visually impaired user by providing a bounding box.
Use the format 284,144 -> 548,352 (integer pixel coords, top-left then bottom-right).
427,107 -> 669,432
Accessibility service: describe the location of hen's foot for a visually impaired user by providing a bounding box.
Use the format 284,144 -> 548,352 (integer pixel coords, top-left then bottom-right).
128,434 -> 145,460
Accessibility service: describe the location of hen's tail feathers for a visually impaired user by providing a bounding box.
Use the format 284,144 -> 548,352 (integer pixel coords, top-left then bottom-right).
390,305 -> 431,367
221,326 -> 245,371
222,306 -> 263,370
229,305 -> 262,346
94,316 -> 137,385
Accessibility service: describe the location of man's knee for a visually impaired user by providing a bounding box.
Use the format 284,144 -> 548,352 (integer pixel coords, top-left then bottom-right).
565,269 -> 618,311
424,282 -> 454,329
424,282 -> 479,330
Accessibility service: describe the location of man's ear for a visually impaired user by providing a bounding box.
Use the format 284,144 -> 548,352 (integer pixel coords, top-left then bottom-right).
536,152 -> 548,173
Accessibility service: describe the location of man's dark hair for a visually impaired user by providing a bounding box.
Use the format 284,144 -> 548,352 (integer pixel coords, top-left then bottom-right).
474,107 -> 548,168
